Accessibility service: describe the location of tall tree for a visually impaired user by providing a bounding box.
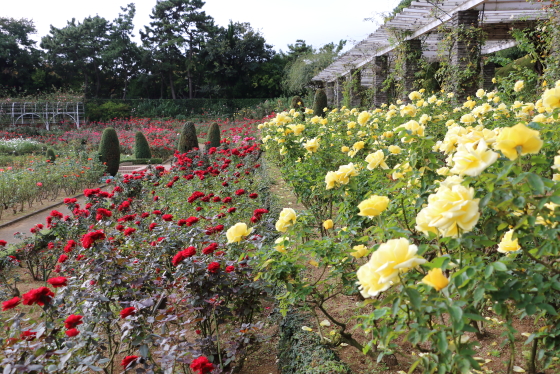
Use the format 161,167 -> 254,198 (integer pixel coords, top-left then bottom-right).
41,16 -> 111,97
141,0 -> 213,99
282,40 -> 346,95
201,21 -> 274,98
0,18 -> 40,95
106,4 -> 143,99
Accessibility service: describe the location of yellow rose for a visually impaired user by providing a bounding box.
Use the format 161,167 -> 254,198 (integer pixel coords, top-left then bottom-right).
415,178 -> 480,237
422,268 -> 449,291
274,236 -> 289,253
303,137 -> 320,153
494,123 -> 543,160
388,145 -> 402,154
514,80 -> 524,92
460,113 -> 476,125
400,104 -> 417,117
310,116 -> 321,124
476,89 -> 486,98
352,141 -> 365,151
449,140 -> 498,176
323,219 -> 334,230
357,111 -> 371,125
357,195 -> 390,218
325,171 -> 337,190
542,86 -> 560,109
409,91 -> 422,101
226,223 -> 253,243
287,124 -> 305,135
357,238 -> 426,298
350,244 -> 369,258
347,121 -> 356,129
341,146 -> 350,152
335,163 -> 359,185
497,230 -> 520,253
275,208 -> 297,232
365,150 -> 389,170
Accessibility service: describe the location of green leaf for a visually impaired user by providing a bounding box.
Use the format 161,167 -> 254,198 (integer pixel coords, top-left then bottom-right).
405,287 -> 422,310
527,173 -> 545,195
484,264 -> 494,279
424,256 -> 450,269
448,305 -> 464,330
491,261 -> 508,272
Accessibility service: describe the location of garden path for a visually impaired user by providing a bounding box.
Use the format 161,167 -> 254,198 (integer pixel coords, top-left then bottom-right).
0,162 -> 172,245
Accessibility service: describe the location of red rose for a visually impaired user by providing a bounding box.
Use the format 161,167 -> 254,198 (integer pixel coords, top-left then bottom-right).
81,230 -> 105,249
186,216 -> 199,226
0,240 -> 6,246
2,297 -> 20,311
249,193 -> 258,199
64,314 -> 83,329
65,328 -> 79,337
20,330 -> 36,340
162,214 -> 173,221
202,243 -> 218,255
58,254 -> 68,263
47,276 -> 68,288
64,240 -> 76,253
207,262 -> 220,273
22,287 -> 54,306
227,207 -> 236,213
225,265 -> 235,273
222,197 -> 232,203
149,223 -> 157,231
235,189 -> 245,196
124,228 -> 136,236
121,355 -> 139,368
190,356 -> 214,374
120,306 -> 136,319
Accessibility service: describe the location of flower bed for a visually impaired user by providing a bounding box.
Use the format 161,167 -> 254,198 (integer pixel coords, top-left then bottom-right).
0,122 -> 275,373
258,84 -> 560,373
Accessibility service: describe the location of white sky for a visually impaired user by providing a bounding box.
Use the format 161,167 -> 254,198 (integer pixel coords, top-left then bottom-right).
3,0 -> 400,53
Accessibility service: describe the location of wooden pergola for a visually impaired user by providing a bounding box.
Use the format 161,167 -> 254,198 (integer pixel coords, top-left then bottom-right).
313,0 -> 552,106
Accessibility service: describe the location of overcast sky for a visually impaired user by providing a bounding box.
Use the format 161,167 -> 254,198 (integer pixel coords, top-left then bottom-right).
3,0 -> 400,53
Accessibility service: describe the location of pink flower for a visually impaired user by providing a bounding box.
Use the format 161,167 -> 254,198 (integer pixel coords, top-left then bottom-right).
36,182 -> 43,187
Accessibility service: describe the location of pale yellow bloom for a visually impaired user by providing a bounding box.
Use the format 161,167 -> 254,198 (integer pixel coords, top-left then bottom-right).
341,146 -> 350,153
357,195 -> 390,218
357,111 -> 371,125
449,140 -> 498,176
350,244 -> 369,258
497,230 -> 521,253
275,208 -> 297,232
542,86 -> 560,109
303,138 -> 320,153
460,113 -> 476,125
514,80 -> 524,92
352,141 -> 365,151
365,150 -> 389,170
409,91 -> 422,101
388,145 -> 402,154
476,89 -> 486,98
400,104 -> 417,117
287,124 -> 305,136
323,219 -> 334,230
274,236 -> 289,253
356,238 -> 426,298
416,178 -> 480,237
422,268 -> 449,291
347,121 -> 356,129
226,223 -> 253,243
494,123 -> 543,160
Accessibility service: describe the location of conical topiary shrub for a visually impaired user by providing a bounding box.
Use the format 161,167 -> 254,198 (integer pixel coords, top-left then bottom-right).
206,122 -> 221,149
98,127 -> 120,176
291,96 -> 304,109
313,88 -> 328,117
178,121 -> 199,154
134,131 -> 152,159
46,148 -> 56,163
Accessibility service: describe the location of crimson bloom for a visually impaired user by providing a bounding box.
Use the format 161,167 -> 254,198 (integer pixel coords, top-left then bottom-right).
22,287 -> 54,306
190,356 -> 214,374
0,240 -> 6,246
225,265 -> 235,273
207,262 -> 220,273
81,230 -> 106,249
121,355 -> 139,368
65,328 -> 79,337
64,314 -> 83,329
20,330 -> 36,340
63,240 -> 76,253
162,214 -> 173,221
120,306 -> 136,319
47,276 -> 68,288
58,254 -> 68,263
2,297 -> 20,311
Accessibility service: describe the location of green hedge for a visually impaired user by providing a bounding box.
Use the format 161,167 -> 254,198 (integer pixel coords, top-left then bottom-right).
85,98 -> 273,120
277,312 -> 350,374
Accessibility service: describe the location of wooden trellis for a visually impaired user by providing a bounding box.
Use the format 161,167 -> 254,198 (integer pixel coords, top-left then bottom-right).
0,102 -> 84,130
314,0 -> 552,85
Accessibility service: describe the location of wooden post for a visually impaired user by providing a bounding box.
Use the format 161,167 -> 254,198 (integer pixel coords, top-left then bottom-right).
451,10 -> 481,100
373,56 -> 388,107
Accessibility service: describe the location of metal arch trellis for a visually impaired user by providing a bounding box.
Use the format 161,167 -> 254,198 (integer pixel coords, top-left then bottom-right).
0,102 -> 84,130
